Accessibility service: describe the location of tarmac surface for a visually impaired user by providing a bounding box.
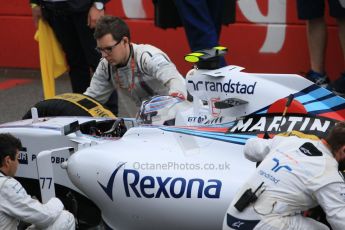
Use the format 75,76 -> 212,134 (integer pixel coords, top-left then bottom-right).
0,68 -> 137,124
0,68 -> 71,124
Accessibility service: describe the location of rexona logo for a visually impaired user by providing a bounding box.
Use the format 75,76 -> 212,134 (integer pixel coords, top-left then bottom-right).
98,163 -> 222,201
188,80 -> 257,94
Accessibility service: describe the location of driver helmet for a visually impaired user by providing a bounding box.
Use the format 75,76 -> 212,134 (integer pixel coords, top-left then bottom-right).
139,95 -> 184,125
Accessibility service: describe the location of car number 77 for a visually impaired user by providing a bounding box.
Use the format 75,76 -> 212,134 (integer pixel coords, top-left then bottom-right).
39,177 -> 53,189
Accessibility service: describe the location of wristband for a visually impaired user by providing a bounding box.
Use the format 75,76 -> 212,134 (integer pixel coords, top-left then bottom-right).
170,92 -> 185,100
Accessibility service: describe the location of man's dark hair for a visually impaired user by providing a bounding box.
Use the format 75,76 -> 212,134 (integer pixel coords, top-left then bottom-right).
0,133 -> 22,167
325,122 -> 345,153
94,16 -> 131,42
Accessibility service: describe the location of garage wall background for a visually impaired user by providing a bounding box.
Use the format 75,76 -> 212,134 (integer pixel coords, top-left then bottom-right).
0,0 -> 343,79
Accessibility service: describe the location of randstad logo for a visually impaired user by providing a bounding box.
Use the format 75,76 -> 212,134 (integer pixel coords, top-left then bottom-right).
258,158 -> 293,184
188,80 -> 257,94
271,158 -> 292,173
98,163 -> 222,201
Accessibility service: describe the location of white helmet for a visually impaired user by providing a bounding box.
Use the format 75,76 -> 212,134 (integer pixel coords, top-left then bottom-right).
138,96 -> 187,125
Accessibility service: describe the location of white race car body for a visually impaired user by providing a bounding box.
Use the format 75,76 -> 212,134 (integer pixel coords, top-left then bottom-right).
1,65 -> 344,229
68,126 -> 255,230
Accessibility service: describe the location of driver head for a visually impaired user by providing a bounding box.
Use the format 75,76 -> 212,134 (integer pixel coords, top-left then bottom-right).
139,96 -> 186,126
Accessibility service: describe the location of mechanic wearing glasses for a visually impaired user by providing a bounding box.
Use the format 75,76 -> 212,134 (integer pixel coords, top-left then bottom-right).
0,133 -> 75,230
84,15 -> 187,110
224,122 -> 345,230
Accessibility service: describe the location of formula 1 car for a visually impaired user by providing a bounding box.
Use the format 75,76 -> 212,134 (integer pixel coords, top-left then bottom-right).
0,47 -> 344,229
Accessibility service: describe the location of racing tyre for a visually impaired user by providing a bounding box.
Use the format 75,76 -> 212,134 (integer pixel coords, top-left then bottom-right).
22,93 -> 116,119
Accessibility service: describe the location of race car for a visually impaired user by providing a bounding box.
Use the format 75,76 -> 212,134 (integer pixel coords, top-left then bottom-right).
0,47 -> 344,229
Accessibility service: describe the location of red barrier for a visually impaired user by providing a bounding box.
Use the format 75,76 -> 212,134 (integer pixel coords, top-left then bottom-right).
0,0 -> 343,80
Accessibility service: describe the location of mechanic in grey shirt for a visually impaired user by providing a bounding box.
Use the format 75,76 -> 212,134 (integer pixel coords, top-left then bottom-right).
84,15 -> 187,108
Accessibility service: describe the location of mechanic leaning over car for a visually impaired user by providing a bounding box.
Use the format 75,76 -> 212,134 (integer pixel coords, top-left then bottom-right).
84,15 -> 187,109
224,122 -> 345,230
0,133 -> 75,230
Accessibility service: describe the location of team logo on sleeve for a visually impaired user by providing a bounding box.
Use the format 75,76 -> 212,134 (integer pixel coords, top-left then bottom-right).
299,142 -> 323,157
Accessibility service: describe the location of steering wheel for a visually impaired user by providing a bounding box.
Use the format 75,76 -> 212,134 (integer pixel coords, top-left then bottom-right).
102,119 -> 127,137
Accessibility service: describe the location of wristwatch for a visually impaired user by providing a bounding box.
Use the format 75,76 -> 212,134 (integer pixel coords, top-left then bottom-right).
94,2 -> 104,10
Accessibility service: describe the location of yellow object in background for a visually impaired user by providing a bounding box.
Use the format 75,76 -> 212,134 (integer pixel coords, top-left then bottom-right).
34,19 -> 68,99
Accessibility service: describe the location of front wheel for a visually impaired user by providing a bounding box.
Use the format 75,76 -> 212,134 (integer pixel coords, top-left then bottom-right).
22,93 -> 116,119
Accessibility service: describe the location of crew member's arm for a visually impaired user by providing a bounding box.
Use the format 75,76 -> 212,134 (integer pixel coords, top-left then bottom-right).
84,59 -> 114,104
141,49 -> 187,99
244,137 -> 273,162
0,178 -> 64,229
88,0 -> 110,28
314,182 -> 345,230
